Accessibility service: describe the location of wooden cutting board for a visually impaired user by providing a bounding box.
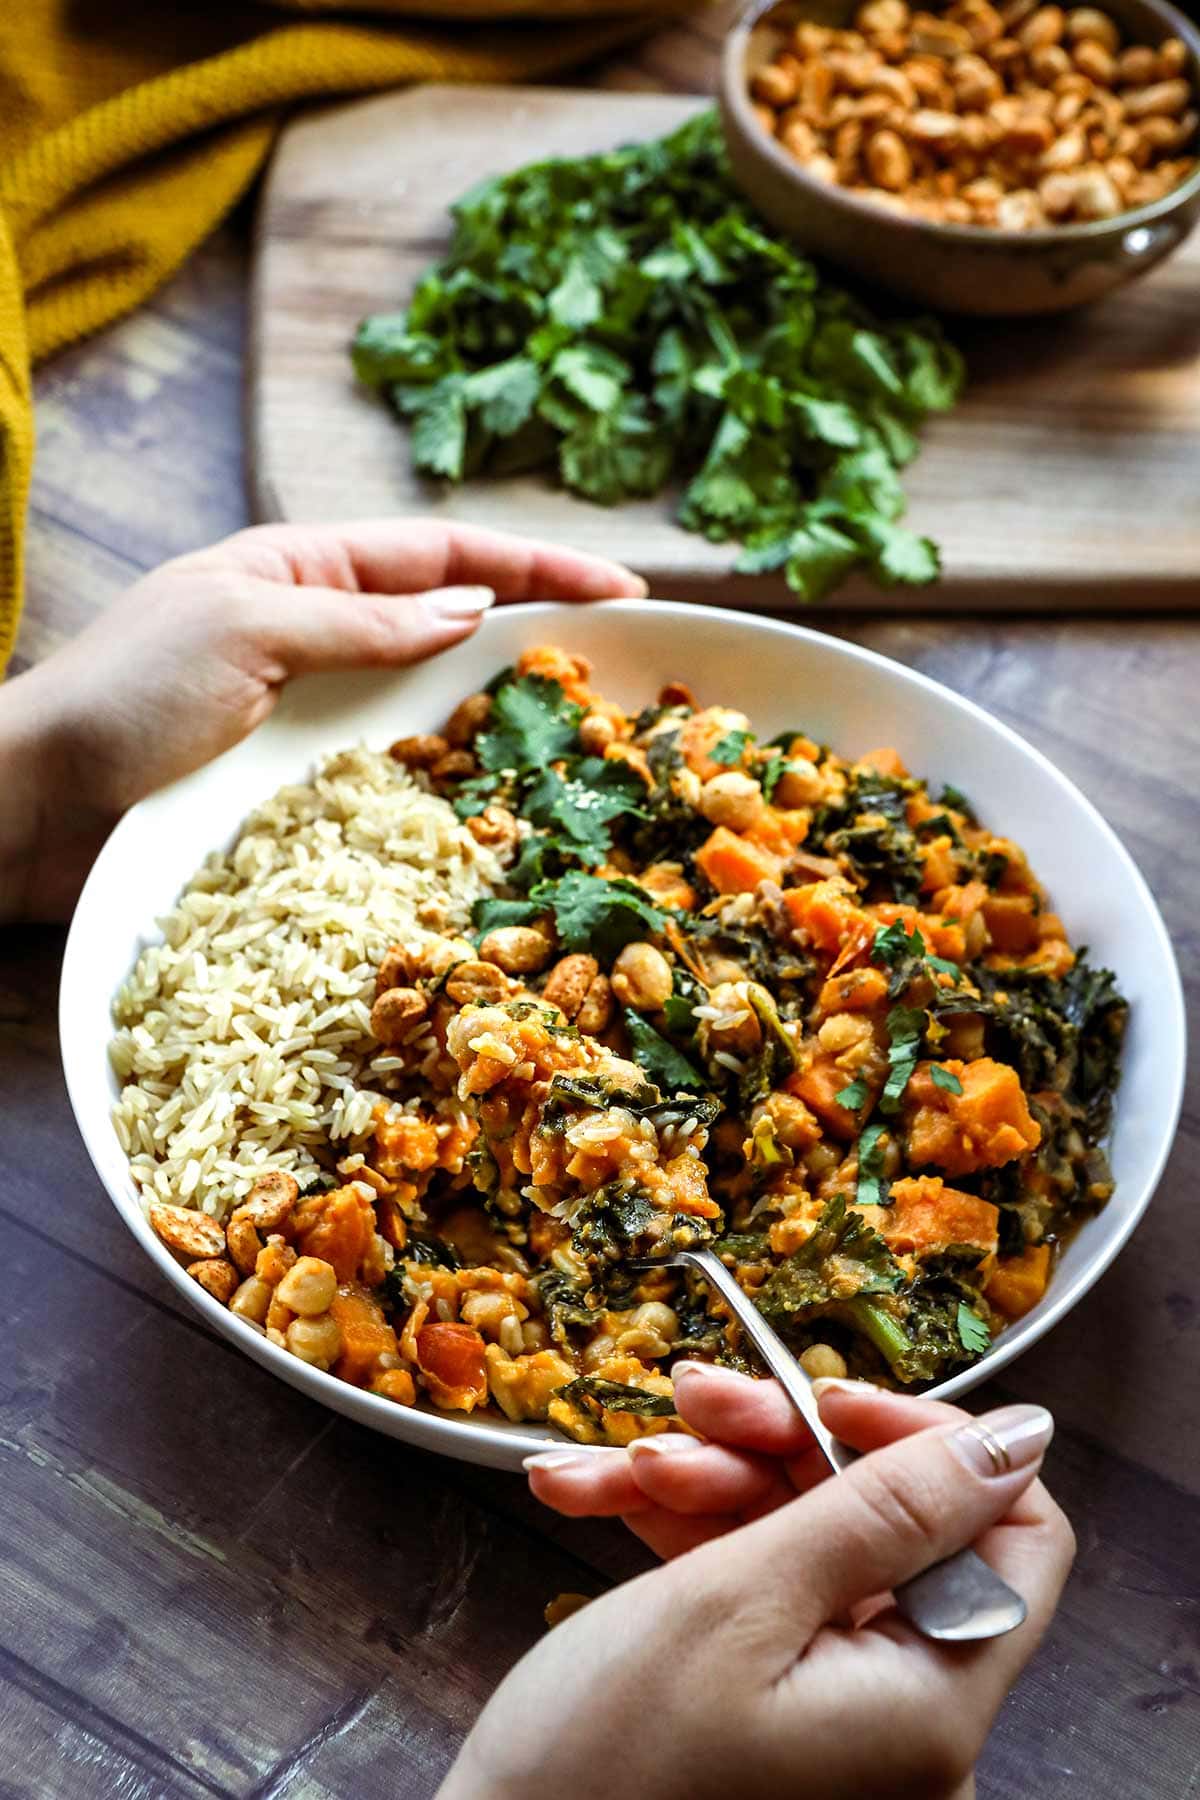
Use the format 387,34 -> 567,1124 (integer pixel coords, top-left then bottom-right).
250,84 -> 1200,611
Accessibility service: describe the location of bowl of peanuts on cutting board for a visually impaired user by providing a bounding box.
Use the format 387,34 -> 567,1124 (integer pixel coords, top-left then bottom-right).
720,0 -> 1200,312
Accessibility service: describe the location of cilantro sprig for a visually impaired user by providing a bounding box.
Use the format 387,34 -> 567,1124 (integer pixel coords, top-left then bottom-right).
354,111 -> 963,604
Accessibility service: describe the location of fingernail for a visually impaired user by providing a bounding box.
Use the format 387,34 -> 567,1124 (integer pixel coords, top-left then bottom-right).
427,585 -> 495,619
671,1359 -> 753,1389
628,573 -> 649,597
522,1448 -> 622,1474
950,1404 -> 1054,1479
627,1434 -> 703,1460
810,1376 -> 869,1400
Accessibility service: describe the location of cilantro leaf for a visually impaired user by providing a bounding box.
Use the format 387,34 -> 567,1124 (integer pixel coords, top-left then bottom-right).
836,1076 -> 869,1111
472,895 -> 544,937
624,1007 -> 708,1093
523,759 -> 646,864
872,919 -> 926,966
352,110 -> 962,606
710,729 -> 754,766
956,1302 -> 991,1357
530,872 -> 665,960
855,1122 -> 891,1209
930,1064 -> 964,1095
879,1003 -> 926,1115
476,675 -> 582,772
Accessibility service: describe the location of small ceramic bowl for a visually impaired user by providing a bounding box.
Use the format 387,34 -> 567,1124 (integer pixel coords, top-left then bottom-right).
720,0 -> 1200,314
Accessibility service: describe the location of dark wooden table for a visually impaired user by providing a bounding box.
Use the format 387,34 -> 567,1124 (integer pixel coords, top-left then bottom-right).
5,9 -> 1199,1795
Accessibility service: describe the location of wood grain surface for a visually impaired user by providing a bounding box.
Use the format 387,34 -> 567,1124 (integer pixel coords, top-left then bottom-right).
249,81 -> 1200,612
5,5 -> 1200,1795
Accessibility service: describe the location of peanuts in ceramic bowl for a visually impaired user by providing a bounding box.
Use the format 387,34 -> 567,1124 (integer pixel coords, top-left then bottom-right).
748,0 -> 1198,225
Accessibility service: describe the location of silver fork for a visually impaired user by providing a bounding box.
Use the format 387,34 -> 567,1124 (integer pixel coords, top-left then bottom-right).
636,1246 -> 1028,1644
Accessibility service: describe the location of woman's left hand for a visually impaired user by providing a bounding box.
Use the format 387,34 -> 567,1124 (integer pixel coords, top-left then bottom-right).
1,518 -> 644,921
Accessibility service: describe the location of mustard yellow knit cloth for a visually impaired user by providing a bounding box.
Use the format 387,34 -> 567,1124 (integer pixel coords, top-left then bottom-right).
0,0 -> 694,669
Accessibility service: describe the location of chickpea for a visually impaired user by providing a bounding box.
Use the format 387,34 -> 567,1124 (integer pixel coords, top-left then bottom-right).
699,981 -> 763,1059
285,1313 -> 343,1371
369,985 -> 429,1045
800,1343 -> 850,1380
818,1011 -> 875,1056
460,1290 -> 521,1337
579,710 -> 617,754
698,770 -> 765,833
631,1301 -> 680,1343
478,925 -> 553,975
611,942 -> 673,1011
373,1369 -> 417,1405
275,1255 -> 338,1317
229,1276 -> 272,1325
444,691 -> 492,746
752,1090 -> 818,1153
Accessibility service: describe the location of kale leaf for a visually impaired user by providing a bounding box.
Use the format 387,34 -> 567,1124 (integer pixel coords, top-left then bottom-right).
556,1376 -> 675,1418
756,1195 -> 902,1324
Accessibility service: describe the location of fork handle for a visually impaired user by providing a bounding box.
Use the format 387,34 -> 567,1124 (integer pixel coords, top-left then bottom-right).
684,1250 -> 1027,1643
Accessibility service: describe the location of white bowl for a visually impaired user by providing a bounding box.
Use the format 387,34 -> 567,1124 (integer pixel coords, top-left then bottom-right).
61,601 -> 1186,1471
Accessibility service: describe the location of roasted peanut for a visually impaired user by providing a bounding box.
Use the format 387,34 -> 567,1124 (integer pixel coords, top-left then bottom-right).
388,733 -> 449,770
867,126 -> 914,186
444,691 -> 492,746
240,1170 -> 299,1231
1122,78 -> 1191,117
1067,5 -> 1119,50
186,1258 -> 239,1303
575,974 -> 614,1036
465,804 -> 519,852
445,959 -> 515,1006
610,942 -> 674,1012
478,925 -> 553,975
746,0 -> 1195,227
148,1200 -> 226,1263
376,942 -> 415,997
1072,165 -> 1122,213
370,985 -> 429,1044
542,953 -> 601,1019
752,61 -> 799,107
578,710 -> 617,754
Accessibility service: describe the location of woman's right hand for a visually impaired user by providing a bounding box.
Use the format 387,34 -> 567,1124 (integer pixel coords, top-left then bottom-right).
438,1376 -> 1075,1800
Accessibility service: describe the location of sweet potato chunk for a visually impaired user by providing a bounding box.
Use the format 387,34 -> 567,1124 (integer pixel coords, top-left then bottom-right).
331,1287 -> 400,1387
695,826 -> 782,895
904,1058 -> 1041,1176
782,879 -> 874,957
867,1174 -> 999,1258
292,1184 -> 376,1284
788,1056 -> 860,1142
985,1243 -> 1052,1319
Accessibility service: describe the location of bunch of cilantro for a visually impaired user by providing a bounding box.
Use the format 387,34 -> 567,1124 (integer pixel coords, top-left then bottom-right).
351,110 -> 964,603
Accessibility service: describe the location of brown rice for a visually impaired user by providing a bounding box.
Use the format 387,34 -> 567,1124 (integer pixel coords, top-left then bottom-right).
109,747 -> 501,1219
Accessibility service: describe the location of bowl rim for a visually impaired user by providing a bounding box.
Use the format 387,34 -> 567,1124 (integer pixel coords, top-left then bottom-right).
61,598 -> 1187,1469
722,0 -> 1200,248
